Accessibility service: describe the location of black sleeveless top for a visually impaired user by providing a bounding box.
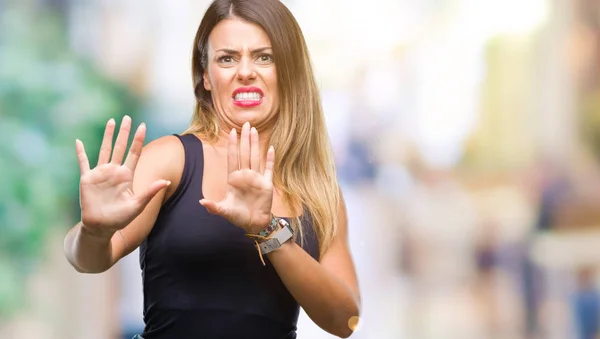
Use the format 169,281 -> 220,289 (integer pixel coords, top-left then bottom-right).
139,134 -> 320,339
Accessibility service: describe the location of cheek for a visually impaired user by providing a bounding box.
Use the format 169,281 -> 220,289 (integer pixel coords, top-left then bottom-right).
208,68 -> 233,94
269,69 -> 278,87
267,71 -> 278,97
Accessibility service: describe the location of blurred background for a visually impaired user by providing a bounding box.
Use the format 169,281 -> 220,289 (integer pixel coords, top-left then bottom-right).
2,0 -> 600,338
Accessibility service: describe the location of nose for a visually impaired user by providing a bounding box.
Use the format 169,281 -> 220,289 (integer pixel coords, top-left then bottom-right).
236,57 -> 256,82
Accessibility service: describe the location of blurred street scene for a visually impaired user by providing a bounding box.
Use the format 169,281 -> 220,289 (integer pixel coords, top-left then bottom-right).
2,0 -> 600,338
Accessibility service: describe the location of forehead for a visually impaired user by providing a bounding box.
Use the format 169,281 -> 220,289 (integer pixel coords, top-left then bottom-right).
207,18 -> 272,51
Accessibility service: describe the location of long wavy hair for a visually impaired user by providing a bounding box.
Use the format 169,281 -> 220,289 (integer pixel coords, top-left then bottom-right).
183,0 -> 340,255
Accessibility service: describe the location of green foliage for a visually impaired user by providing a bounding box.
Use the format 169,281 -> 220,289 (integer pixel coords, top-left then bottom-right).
0,4 -> 141,318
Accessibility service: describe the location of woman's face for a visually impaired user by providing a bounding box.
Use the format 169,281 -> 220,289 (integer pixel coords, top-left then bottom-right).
203,18 -> 279,130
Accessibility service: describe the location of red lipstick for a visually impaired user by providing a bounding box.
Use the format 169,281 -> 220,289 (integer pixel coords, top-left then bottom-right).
232,86 -> 264,108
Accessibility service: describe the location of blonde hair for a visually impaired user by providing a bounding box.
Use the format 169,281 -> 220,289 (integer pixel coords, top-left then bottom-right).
183,0 -> 340,255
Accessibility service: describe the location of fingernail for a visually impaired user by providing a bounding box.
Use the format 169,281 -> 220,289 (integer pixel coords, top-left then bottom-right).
166,180 -> 171,186
251,127 -> 257,133
108,118 -> 115,124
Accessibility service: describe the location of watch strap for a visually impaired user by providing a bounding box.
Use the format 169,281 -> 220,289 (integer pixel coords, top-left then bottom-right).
258,215 -> 285,237
259,221 -> 294,254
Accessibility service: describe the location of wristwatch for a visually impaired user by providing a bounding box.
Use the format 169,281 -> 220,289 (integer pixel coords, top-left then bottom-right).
259,218 -> 294,254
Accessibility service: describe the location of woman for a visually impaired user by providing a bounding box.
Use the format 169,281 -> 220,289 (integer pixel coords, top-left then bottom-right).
63,0 -> 361,338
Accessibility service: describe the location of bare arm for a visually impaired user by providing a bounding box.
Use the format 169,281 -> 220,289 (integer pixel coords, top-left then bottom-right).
267,195 -> 361,338
64,221 -> 119,273
63,116 -> 183,273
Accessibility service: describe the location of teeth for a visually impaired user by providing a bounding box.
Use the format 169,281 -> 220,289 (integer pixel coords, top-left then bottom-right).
234,92 -> 262,101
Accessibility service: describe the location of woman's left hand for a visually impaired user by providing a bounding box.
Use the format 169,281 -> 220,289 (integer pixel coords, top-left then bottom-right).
199,122 -> 275,233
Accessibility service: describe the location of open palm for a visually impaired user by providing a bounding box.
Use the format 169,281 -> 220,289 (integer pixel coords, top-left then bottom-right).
76,116 -> 169,236
200,122 -> 275,234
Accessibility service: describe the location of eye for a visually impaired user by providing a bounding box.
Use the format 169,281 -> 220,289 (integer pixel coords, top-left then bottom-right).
217,55 -> 235,64
257,54 -> 273,64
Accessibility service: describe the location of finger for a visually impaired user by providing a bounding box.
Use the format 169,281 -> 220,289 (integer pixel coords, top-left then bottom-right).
263,145 -> 275,183
199,199 -> 221,215
135,179 -> 171,208
124,123 -> 146,171
110,115 -> 132,165
239,122 -> 250,169
97,118 -> 116,166
227,128 -> 239,174
76,139 -> 91,175
250,127 -> 260,171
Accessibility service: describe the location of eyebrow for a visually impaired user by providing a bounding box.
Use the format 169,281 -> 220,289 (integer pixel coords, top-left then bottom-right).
215,47 -> 272,55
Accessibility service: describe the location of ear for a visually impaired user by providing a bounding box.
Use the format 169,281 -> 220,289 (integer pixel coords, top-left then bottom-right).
203,71 -> 212,91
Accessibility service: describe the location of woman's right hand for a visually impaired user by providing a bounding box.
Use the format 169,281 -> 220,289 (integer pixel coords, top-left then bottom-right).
75,116 -> 171,238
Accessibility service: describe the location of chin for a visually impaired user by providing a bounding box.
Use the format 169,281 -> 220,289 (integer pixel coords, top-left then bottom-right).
231,110 -> 270,126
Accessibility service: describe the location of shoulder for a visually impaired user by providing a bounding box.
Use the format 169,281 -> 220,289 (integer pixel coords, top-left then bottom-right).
137,135 -> 185,199
140,135 -> 184,168
142,134 -> 183,154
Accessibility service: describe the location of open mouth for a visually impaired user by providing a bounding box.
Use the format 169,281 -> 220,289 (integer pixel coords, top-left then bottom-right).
232,87 -> 264,107
234,92 -> 262,101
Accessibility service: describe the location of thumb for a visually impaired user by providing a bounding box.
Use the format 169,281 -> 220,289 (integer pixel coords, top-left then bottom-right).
199,199 -> 221,215
136,179 -> 171,207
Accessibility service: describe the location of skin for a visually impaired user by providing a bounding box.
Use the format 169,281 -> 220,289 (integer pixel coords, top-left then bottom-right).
202,17 -> 280,139
64,18 -> 360,338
